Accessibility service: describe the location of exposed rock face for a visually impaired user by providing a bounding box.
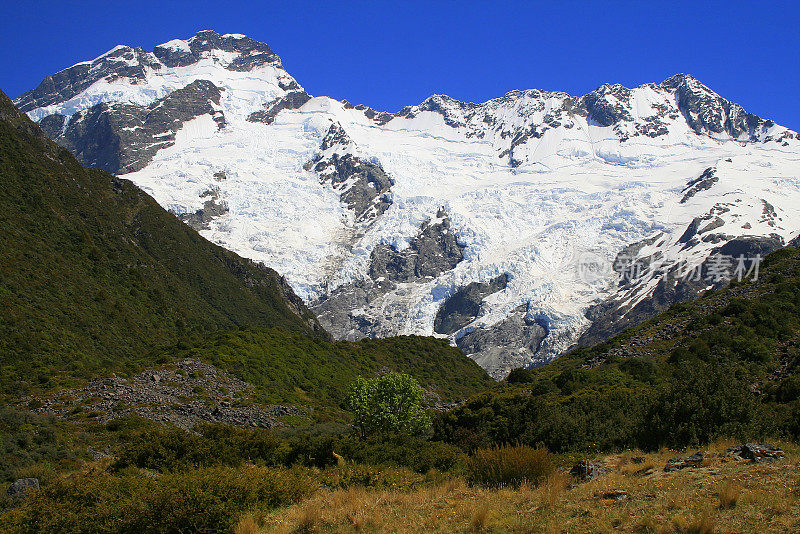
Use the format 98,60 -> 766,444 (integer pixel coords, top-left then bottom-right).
29,359 -> 299,430
177,186 -> 229,230
306,123 -> 394,223
583,84 -> 634,127
727,443 -> 784,462
15,46 -> 161,113
578,234 -> 785,347
312,211 -> 466,340
681,167 -> 719,203
434,274 -> 508,335
15,31 -> 283,114
662,74 -> 767,140
310,278 -> 395,341
341,100 -> 394,125
319,153 -> 393,223
396,94 -> 479,129
370,212 -> 465,282
570,461 -> 604,481
6,478 -> 39,500
38,79 -> 225,174
716,235 -> 784,260
153,30 -> 283,72
456,305 -> 548,379
664,452 -> 705,472
247,90 -> 311,124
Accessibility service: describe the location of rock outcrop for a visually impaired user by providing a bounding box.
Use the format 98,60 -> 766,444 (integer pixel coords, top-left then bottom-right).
28,359 -> 300,430
369,212 -> 465,283
39,79 -> 225,174
434,274 -> 508,335
456,306 -> 548,379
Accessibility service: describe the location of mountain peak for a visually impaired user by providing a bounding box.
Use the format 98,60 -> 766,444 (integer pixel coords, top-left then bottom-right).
660,73 -> 713,95
662,72 -> 701,84
152,30 -> 281,70
15,31 -> 286,114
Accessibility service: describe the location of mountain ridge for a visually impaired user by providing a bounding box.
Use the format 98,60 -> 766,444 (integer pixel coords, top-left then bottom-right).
15,31 -> 795,139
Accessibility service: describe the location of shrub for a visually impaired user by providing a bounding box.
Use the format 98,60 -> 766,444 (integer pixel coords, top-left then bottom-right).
112,423 -> 285,472
3,465 -> 317,533
336,435 -> 466,473
345,373 -> 431,438
465,444 -> 554,488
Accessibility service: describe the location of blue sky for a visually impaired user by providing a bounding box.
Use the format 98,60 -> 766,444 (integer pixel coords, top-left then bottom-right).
2,1 -> 799,130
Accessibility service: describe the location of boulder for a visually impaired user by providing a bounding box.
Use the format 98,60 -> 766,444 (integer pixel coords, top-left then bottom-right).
727,443 -> 784,462
570,460 -> 602,481
601,490 -> 628,501
6,478 -> 39,499
664,451 -> 705,472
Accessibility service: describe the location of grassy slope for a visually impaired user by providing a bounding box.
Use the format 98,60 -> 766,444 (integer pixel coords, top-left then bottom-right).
176,329 -> 492,408
435,247 -> 800,452
3,415 -> 798,533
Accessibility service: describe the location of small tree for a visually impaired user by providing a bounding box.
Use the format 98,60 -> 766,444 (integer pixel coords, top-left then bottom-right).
345,372 -> 431,438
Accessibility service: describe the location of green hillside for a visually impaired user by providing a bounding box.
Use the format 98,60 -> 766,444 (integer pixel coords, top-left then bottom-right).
435,246 -> 800,452
0,89 -> 491,405
171,329 -> 492,408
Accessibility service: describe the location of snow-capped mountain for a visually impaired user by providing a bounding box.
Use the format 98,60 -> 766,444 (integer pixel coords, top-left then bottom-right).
16,30 -> 800,378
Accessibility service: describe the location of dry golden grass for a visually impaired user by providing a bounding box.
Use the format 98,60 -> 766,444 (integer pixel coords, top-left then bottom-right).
259,441 -> 800,533
671,510 -> 716,534
292,506 -> 321,533
717,480 -> 742,509
621,458 -> 657,477
468,502 -> 489,533
234,514 -> 260,534
538,471 -> 569,509
466,444 -> 554,488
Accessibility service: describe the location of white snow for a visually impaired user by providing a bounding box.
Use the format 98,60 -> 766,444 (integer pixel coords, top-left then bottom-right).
157,39 -> 191,53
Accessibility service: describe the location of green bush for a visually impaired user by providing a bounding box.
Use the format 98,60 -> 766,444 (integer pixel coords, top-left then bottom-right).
777,375 -> 800,403
1,465 -> 317,533
345,373 -> 431,437
0,408 -> 79,484
112,423 -> 284,472
465,444 -> 554,488
335,435 -> 465,473
109,420 -> 465,476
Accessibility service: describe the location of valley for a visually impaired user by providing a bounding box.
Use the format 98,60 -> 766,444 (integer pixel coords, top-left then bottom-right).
1,17 -> 799,533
